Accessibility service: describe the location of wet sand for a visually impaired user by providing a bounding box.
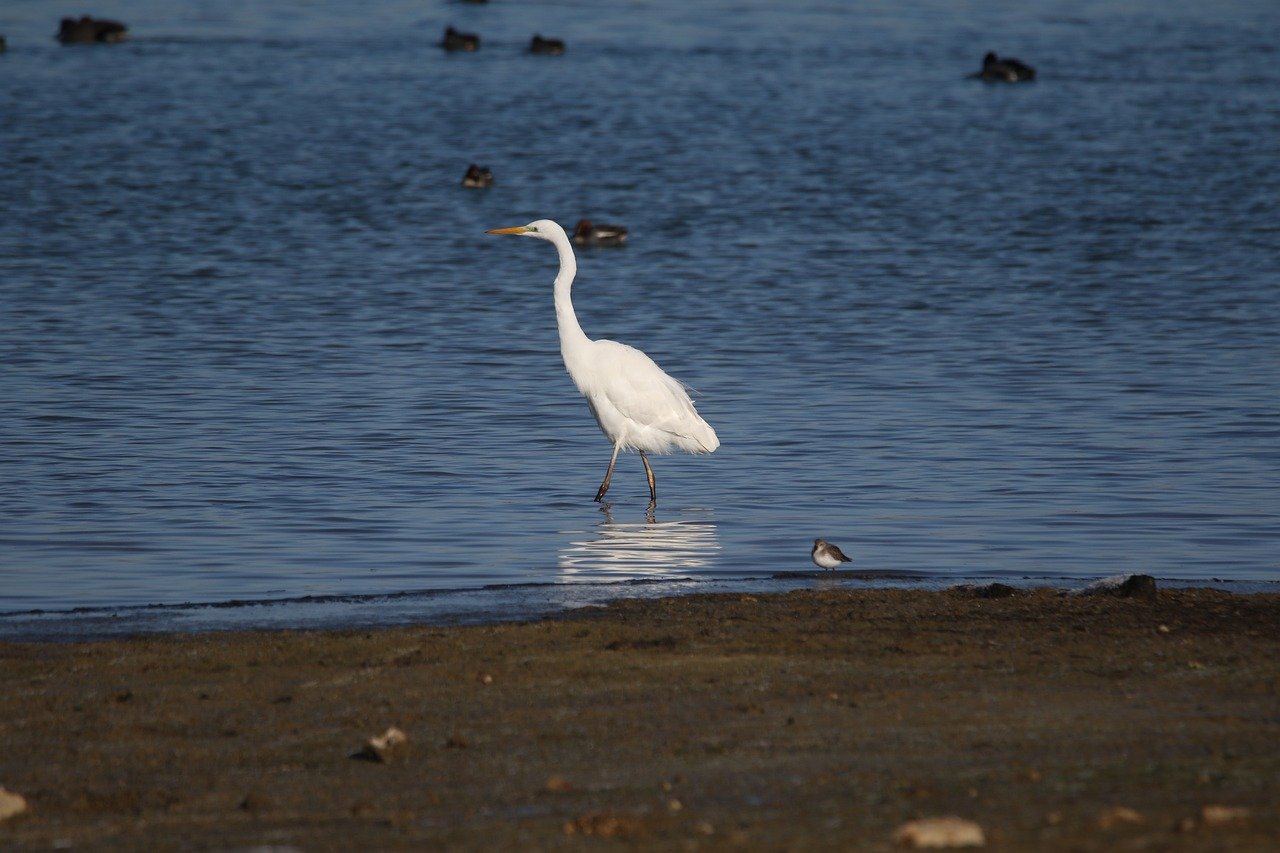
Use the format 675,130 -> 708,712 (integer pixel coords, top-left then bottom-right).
1,587 -> 1277,850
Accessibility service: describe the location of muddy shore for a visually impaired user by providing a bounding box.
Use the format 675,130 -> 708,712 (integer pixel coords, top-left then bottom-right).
1,587 -> 1277,850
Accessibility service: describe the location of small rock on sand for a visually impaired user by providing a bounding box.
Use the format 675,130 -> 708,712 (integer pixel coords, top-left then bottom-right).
1200,804 -> 1250,826
1097,805 -> 1144,829
545,775 -> 574,793
1073,574 -> 1157,600
563,810 -> 648,838
0,787 -> 28,821
958,583 -> 1018,599
893,816 -> 985,848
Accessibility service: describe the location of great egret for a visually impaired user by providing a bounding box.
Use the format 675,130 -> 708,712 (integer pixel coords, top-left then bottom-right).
486,219 -> 718,505
573,219 -> 628,247
811,539 -> 852,570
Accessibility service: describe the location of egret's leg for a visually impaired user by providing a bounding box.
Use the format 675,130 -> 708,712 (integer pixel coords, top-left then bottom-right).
640,451 -> 657,505
594,441 -> 623,502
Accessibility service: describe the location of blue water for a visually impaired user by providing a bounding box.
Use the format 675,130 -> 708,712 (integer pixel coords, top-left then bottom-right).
2,0 -> 1278,636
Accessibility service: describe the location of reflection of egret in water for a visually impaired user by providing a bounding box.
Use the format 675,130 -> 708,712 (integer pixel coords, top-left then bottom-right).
559,508 -> 720,578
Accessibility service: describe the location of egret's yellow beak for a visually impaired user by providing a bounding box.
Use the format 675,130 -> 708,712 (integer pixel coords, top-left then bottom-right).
486,226 -> 528,235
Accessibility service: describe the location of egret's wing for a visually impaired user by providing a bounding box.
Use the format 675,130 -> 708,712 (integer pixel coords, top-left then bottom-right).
590,340 -> 718,451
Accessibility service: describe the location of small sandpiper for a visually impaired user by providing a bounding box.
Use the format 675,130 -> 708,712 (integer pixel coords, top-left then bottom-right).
811,538 -> 852,571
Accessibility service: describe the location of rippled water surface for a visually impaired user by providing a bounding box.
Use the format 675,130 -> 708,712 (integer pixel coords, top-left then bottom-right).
2,0 -> 1278,631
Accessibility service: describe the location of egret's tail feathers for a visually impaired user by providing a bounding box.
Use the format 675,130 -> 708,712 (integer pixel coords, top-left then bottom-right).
682,419 -> 720,454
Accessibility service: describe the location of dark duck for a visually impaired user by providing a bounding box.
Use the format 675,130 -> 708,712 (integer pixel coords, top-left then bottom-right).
441,26 -> 480,52
57,16 -> 128,45
572,219 -> 628,247
462,164 -> 494,189
973,51 -> 1036,82
529,34 -> 566,55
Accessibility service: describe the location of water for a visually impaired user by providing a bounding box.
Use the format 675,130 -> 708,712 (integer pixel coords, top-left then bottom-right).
2,0 -> 1278,636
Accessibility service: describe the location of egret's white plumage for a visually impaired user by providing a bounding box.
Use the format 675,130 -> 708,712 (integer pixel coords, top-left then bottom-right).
487,219 -> 718,504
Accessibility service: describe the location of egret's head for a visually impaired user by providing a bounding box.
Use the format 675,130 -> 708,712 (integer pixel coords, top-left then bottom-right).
486,219 -> 565,242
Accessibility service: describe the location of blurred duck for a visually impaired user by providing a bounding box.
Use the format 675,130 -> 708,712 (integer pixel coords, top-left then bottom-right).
573,219 -> 627,247
441,26 -> 480,52
530,34 -> 566,55
973,51 -> 1036,82
57,15 -> 128,45
462,163 -> 494,188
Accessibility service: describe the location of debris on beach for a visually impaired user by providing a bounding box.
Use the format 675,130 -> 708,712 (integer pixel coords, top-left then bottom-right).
0,787 -> 28,822
237,791 -> 272,815
1200,804 -> 1251,826
354,726 -> 408,762
545,775 -> 574,793
1071,574 -> 1157,600
892,815 -> 986,848
1096,805 -> 1144,829
563,810 -> 648,838
951,582 -> 1018,599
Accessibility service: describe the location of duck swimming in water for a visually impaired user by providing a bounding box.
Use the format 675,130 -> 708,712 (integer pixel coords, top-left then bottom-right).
972,51 -> 1036,82
572,219 -> 628,247
530,34 -> 566,55
57,15 -> 128,44
462,164 -> 494,188
441,26 -> 480,52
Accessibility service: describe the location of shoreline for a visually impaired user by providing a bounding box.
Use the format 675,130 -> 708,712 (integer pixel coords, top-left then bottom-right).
1,586 -> 1277,849
3,573 -> 1275,644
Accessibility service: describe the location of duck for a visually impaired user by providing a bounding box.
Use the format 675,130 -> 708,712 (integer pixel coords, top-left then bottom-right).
441,26 -> 480,52
572,219 -> 628,247
462,164 -> 494,189
529,34 -> 566,55
972,51 -> 1036,82
57,16 -> 128,45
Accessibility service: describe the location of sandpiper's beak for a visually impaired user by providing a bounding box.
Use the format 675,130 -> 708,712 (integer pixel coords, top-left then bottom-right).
486,226 -> 529,235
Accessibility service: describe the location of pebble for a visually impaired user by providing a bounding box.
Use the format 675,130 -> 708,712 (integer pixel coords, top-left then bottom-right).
892,816 -> 986,848
545,775 -> 573,793
1200,804 -> 1250,826
1096,805 -> 1143,829
355,726 -> 408,762
563,811 -> 646,837
1073,574 -> 1158,600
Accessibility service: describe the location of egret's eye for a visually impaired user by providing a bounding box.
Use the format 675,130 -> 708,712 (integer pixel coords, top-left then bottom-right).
529,226 -> 539,232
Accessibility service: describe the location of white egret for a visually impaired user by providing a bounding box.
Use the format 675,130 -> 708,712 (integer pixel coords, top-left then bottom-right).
486,219 -> 718,505
811,539 -> 852,571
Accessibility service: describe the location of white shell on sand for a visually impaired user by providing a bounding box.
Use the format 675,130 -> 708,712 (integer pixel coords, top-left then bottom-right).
360,726 -> 408,762
893,815 -> 986,848
0,787 -> 29,822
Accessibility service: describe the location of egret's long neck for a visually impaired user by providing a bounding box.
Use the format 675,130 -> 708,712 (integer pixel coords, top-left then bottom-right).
551,231 -> 591,356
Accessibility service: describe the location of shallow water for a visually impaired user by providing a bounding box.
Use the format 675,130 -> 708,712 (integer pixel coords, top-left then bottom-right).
2,0 -> 1278,633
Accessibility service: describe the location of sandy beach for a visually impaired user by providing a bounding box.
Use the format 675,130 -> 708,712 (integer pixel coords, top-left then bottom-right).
1,586 -> 1277,850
